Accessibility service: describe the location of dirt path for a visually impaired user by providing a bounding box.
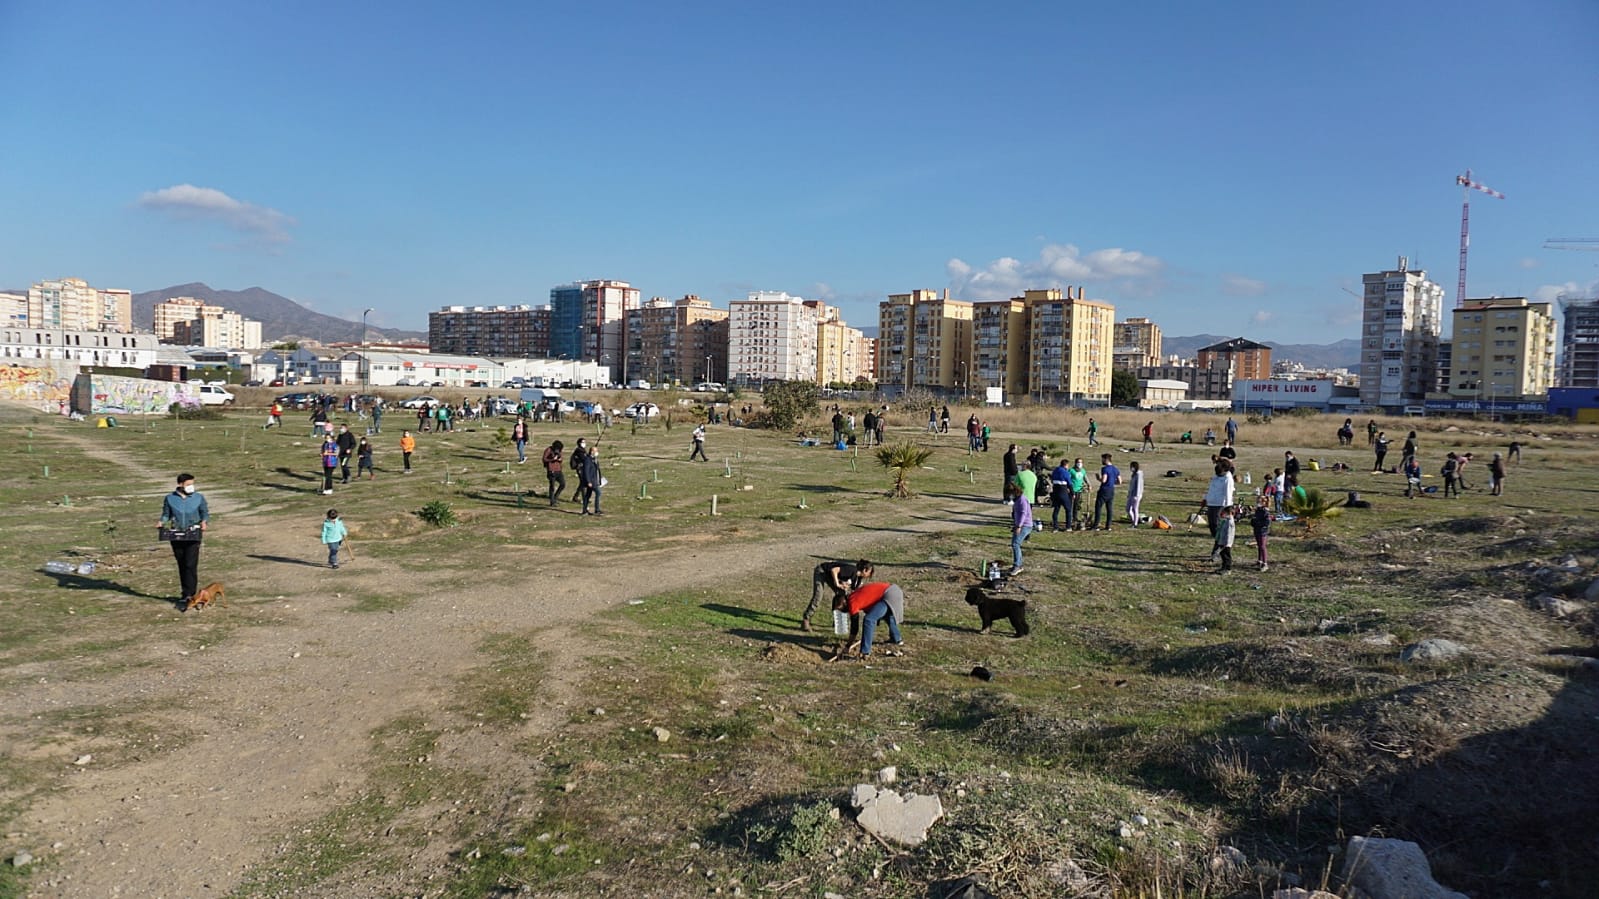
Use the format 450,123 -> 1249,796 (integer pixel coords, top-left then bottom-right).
14,437 -> 997,898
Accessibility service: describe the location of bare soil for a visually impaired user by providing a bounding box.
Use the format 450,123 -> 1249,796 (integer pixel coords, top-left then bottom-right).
9,448 -> 994,899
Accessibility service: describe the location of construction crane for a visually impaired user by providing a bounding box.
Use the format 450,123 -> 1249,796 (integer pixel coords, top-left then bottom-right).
1455,169 -> 1505,307
1543,238 -> 1599,251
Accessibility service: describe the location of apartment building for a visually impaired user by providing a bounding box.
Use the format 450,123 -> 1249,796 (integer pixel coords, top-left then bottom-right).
1113,317 -> 1163,371
817,316 -> 871,386
1561,296 -> 1599,389
0,293 -> 25,326
1134,363 -> 1233,401
549,279 -> 640,375
728,291 -> 822,385
874,289 -> 972,394
971,298 -> 1027,400
153,297 -> 211,340
624,296 -> 729,386
1022,287 -> 1114,404
26,278 -> 133,332
1446,297 -> 1557,401
429,305 -> 552,358
171,313 -> 263,350
1359,258 -> 1445,410
1197,337 -> 1272,381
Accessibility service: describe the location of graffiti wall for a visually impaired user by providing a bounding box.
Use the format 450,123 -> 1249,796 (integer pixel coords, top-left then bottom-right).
89,374 -> 199,415
0,364 -> 73,414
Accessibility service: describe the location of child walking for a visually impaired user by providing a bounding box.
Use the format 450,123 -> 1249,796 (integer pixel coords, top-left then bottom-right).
1250,494 -> 1272,572
321,508 -> 348,569
1216,504 -> 1237,574
356,437 -> 375,480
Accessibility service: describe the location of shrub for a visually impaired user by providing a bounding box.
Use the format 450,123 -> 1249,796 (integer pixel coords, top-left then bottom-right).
747,799 -> 837,862
170,403 -> 224,420
760,381 -> 820,430
416,500 -> 457,528
1285,486 -> 1343,529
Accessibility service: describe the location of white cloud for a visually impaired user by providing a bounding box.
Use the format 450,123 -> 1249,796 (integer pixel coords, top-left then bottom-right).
1517,257 -> 1541,270
1251,310 -> 1275,325
1221,274 -> 1268,298
138,184 -> 295,244
946,243 -> 1164,300
1532,280 -> 1599,303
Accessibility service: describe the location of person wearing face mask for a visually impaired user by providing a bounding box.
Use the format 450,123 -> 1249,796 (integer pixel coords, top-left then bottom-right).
158,473 -> 210,609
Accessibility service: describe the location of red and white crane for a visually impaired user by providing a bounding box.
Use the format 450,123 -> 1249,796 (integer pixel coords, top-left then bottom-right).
1455,169 -> 1505,307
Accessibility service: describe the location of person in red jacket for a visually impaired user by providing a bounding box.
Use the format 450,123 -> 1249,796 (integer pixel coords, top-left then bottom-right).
842,581 -> 906,659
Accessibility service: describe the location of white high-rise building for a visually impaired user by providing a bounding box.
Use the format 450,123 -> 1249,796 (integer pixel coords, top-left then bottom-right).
1359,257 -> 1444,410
26,278 -> 133,332
728,291 -> 822,385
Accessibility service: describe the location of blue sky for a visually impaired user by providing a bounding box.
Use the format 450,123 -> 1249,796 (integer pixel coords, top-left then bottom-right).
4,0 -> 1597,342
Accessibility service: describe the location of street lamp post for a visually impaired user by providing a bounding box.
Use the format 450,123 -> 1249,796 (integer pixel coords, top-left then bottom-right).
959,361 -> 968,401
706,355 -> 712,386
361,308 -> 374,391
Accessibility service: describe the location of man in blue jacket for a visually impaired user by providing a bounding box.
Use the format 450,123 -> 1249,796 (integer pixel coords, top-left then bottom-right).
159,473 -> 210,609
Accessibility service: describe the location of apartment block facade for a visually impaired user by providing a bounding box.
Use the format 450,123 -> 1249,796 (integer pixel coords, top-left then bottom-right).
171,313 -> 263,350
817,317 -> 871,386
874,289 -> 972,393
1446,297 -> 1557,400
1561,296 -> 1599,389
549,280 -> 640,374
429,305 -> 553,359
0,293 -> 25,326
1134,364 -> 1233,401
728,291 -> 822,385
1359,258 -> 1444,409
1197,337 -> 1271,382
624,295 -> 729,386
1022,287 -> 1115,403
1112,317 -> 1163,371
27,278 -> 133,332
971,299 -> 1027,400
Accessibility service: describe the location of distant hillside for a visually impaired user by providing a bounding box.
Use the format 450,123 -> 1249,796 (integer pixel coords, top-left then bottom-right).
131,283 -> 425,344
1164,334 -> 1359,371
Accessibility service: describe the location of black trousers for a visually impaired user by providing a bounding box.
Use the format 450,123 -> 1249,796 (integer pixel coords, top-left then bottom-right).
547,470 -> 565,506
170,539 -> 201,601
323,464 -> 336,492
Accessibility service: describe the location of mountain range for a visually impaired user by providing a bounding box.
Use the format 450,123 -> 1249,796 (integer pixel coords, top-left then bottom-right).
129,283 -> 426,345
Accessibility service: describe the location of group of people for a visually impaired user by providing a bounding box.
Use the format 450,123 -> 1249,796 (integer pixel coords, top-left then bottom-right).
1000,444 -> 1141,575
801,559 -> 904,661
539,437 -> 605,514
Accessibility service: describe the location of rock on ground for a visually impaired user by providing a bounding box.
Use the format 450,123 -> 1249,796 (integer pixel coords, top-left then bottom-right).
1340,836 -> 1468,899
851,783 -> 943,847
1400,638 -> 1466,663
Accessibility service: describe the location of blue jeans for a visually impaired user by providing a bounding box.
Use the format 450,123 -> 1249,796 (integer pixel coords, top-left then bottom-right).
515,440 -> 526,462
860,599 -> 901,656
326,540 -> 341,567
1011,527 -> 1031,569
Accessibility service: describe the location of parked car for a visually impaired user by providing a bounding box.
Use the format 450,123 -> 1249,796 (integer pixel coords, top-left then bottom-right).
243,379 -> 264,387
399,395 -> 440,409
623,402 -> 661,419
273,392 -> 324,410
195,384 -> 235,406
692,382 -> 725,393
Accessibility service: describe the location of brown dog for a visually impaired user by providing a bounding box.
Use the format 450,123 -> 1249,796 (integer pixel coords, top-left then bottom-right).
184,582 -> 226,612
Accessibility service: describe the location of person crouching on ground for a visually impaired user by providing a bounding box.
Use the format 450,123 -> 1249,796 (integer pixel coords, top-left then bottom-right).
841,580 -> 905,659
801,559 -> 870,632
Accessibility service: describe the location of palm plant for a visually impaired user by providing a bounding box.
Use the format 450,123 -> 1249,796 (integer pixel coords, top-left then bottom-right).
875,442 -> 934,498
1285,485 -> 1343,530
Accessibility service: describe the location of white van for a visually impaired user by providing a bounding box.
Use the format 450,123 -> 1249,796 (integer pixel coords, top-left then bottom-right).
196,384 -> 235,406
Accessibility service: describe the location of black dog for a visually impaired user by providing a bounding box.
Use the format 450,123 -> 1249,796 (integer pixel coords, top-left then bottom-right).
964,585 -> 1029,637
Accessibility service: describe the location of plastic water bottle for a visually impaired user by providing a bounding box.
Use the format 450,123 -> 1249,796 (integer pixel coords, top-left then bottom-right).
1243,472 -> 1252,485
832,610 -> 850,635
76,562 -> 96,576
43,561 -> 73,574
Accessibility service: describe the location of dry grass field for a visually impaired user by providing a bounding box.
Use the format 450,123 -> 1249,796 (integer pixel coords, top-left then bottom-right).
1,392 -> 1596,898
